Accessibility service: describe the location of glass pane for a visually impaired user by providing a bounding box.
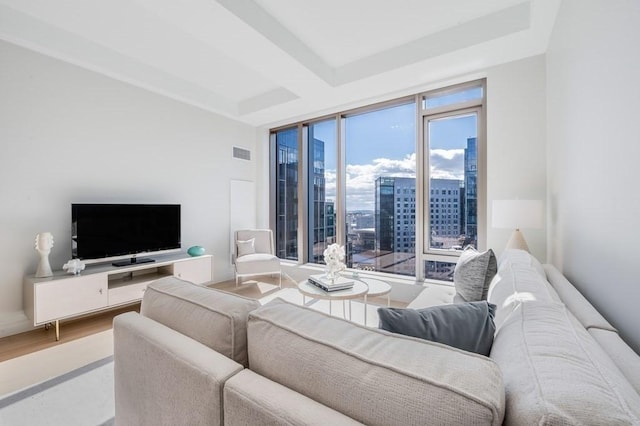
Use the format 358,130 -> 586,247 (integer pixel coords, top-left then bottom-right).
307,120 -> 337,264
423,86 -> 482,109
275,127 -> 298,260
344,102 -> 416,276
427,113 -> 477,251
424,260 -> 456,282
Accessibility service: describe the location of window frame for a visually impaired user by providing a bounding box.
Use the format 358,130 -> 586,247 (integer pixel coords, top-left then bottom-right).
269,79 -> 486,282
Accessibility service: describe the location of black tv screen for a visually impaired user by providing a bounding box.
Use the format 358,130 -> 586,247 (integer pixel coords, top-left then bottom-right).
72,204 -> 181,263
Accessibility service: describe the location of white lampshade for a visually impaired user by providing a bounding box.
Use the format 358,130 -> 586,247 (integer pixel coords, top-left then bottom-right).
492,199 -> 543,252
492,199 -> 543,230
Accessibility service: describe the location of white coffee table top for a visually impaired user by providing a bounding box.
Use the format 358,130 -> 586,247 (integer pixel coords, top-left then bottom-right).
355,277 -> 392,298
297,280 -> 368,301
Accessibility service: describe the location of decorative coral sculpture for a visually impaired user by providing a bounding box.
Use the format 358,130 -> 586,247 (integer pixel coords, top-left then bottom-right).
63,258 -> 86,275
323,243 -> 346,282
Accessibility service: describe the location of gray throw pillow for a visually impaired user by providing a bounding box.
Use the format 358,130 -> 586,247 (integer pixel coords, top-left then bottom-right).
453,247 -> 497,302
377,301 -> 496,356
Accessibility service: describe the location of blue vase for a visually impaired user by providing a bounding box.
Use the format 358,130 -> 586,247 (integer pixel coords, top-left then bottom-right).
187,245 -> 205,257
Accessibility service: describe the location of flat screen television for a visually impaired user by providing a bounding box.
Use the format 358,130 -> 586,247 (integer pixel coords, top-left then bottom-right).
72,204 -> 181,266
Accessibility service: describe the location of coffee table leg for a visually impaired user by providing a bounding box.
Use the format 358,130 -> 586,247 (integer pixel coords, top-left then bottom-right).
329,300 -> 332,316
364,295 -> 368,325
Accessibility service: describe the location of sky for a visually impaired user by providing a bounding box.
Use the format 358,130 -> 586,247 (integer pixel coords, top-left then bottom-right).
311,102 -> 477,211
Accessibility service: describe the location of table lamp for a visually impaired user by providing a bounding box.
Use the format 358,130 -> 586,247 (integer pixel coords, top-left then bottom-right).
492,200 -> 543,252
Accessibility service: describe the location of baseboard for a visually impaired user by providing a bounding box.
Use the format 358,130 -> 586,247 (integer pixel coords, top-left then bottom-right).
0,311 -> 32,339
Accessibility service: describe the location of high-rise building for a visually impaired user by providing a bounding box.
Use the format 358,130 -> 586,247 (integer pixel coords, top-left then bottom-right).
375,177 -> 416,253
429,178 -> 463,249
275,133 -> 333,262
275,129 -> 298,260
464,137 -> 477,246
310,139 -> 335,263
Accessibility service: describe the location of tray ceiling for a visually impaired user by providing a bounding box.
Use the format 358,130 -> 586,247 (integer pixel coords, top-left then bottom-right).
0,0 -> 560,126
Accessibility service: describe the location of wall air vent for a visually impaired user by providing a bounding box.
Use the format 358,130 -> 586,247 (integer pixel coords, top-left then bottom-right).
233,146 -> 251,161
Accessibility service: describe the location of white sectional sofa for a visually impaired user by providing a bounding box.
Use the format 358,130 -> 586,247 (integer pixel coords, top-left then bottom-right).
113,250 -> 640,425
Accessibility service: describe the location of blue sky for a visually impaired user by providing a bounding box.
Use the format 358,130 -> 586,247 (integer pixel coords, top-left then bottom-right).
308,102 -> 477,210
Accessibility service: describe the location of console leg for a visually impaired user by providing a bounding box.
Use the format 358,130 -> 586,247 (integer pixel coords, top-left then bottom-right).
55,320 -> 60,341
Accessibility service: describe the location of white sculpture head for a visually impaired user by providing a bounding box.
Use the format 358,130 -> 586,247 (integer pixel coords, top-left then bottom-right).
35,232 -> 54,253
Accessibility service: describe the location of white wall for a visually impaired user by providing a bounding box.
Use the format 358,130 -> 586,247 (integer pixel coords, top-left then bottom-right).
0,41 -> 256,336
547,0 -> 640,353
486,55 -> 547,260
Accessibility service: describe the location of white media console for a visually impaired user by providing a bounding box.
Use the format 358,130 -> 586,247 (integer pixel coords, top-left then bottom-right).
24,253 -> 213,340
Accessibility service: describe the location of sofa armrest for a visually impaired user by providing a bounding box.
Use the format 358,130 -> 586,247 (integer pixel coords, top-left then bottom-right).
113,312 -> 243,426
543,264 -> 616,331
589,328 -> 640,394
224,370 -> 363,426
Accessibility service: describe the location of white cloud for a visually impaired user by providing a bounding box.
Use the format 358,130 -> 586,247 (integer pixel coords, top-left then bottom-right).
320,150 -> 463,210
430,149 -> 464,180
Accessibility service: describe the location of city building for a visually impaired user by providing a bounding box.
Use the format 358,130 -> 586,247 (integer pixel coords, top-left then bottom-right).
374,177 -> 416,254
429,178 -> 463,250
464,137 -> 477,246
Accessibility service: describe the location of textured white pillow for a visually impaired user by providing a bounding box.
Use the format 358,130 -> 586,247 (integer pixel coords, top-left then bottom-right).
453,247 -> 497,302
237,238 -> 256,257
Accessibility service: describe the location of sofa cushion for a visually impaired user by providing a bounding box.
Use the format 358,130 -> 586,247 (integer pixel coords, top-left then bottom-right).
490,300 -> 640,425
224,369 -> 363,426
488,254 -> 561,329
247,298 -> 505,426
377,301 -> 496,356
498,248 -> 546,278
405,283 -> 456,309
453,247 -> 497,302
141,276 -> 260,367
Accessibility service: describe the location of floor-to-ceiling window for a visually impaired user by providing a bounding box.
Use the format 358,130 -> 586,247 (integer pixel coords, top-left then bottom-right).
422,82 -> 484,281
305,119 -> 337,264
273,127 -> 299,260
344,102 -> 416,276
270,80 -> 485,282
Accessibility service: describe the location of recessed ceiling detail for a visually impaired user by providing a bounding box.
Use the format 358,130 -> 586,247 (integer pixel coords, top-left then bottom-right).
0,0 -> 560,126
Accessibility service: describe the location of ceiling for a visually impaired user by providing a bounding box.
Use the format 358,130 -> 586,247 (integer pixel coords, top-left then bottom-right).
0,0 -> 560,127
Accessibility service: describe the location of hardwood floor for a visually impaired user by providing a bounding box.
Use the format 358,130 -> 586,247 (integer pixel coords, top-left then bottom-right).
0,304 -> 139,363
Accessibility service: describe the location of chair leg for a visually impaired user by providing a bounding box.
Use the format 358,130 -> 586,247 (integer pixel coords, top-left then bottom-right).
235,274 -> 239,287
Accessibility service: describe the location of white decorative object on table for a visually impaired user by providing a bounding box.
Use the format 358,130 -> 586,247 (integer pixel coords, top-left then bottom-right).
35,232 -> 54,278
63,258 -> 86,275
323,243 -> 346,282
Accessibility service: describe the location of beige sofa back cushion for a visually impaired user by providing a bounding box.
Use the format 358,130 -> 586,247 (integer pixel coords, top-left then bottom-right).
141,276 -> 260,367
488,252 -> 561,329
247,298 -> 505,426
491,300 -> 640,425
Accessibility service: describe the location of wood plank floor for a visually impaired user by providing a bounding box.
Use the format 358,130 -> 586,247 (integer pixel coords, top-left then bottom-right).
0,304 -> 139,362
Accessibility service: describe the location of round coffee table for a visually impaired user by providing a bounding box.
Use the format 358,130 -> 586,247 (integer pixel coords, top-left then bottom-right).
298,280 -> 368,321
352,277 -> 391,324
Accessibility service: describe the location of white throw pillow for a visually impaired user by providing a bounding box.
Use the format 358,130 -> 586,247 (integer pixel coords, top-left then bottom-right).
453,246 -> 497,302
237,238 -> 256,257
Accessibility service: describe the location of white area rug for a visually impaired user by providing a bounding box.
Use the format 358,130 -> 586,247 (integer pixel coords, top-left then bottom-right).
0,356 -> 114,426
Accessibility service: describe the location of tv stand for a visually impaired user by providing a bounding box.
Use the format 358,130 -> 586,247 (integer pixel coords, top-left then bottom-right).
112,257 -> 155,267
23,253 -> 213,341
